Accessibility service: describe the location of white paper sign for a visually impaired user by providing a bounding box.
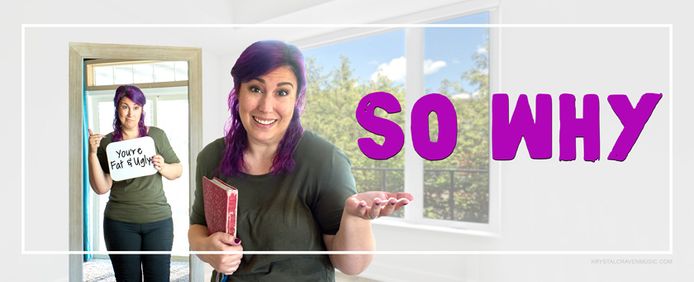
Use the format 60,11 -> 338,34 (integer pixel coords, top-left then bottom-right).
105,136 -> 158,181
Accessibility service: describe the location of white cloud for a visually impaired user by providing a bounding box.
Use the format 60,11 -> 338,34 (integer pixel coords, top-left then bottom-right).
371,56 -> 406,82
477,46 -> 488,55
423,59 -> 447,75
370,57 -> 447,82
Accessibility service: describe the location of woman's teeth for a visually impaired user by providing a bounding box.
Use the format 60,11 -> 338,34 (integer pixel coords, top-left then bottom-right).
253,116 -> 277,125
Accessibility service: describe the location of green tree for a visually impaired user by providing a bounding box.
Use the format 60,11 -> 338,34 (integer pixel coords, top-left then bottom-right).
303,56 -> 406,195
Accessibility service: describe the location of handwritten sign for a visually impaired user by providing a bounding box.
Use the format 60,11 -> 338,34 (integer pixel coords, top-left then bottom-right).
105,136 -> 157,181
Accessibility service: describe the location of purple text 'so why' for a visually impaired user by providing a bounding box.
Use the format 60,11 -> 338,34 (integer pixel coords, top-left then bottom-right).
356,92 -> 662,162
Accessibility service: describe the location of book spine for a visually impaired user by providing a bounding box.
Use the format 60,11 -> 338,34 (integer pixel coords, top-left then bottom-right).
226,189 -> 232,236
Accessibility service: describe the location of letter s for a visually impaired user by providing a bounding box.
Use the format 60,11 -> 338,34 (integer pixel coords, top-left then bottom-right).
356,92 -> 405,160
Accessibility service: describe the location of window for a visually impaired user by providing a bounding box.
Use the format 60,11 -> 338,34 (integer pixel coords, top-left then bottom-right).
301,12 -> 492,227
88,60 -> 188,86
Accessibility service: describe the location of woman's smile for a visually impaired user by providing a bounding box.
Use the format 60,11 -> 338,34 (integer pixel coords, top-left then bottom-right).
252,116 -> 278,126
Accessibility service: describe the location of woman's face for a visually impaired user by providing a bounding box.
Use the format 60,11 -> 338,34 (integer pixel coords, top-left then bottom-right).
238,65 -> 298,147
117,96 -> 143,131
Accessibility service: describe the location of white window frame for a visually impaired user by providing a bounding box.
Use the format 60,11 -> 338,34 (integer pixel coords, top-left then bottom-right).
294,8 -> 501,235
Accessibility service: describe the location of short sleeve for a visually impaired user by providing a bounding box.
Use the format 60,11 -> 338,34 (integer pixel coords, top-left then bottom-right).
96,138 -> 109,173
190,150 -> 207,226
190,139 -> 223,226
312,148 -> 357,235
152,128 -> 180,164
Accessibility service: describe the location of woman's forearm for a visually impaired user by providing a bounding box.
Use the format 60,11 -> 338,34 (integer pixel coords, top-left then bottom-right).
160,162 -> 183,180
327,208 -> 375,275
189,224 -> 213,263
88,153 -> 112,194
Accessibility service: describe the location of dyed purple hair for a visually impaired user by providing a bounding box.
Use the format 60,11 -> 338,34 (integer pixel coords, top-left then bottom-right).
219,40 -> 307,176
112,85 -> 148,141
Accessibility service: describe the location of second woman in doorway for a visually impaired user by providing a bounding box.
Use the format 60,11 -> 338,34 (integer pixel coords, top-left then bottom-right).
88,84 -> 183,282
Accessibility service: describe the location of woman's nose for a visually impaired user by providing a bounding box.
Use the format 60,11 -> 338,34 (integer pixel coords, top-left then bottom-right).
257,93 -> 273,112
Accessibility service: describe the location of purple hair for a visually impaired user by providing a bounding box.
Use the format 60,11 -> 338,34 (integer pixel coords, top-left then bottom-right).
112,85 -> 148,141
219,40 -> 307,176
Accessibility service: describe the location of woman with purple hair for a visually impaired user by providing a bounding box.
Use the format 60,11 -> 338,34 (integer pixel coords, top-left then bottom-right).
189,40 -> 413,281
88,84 -> 183,281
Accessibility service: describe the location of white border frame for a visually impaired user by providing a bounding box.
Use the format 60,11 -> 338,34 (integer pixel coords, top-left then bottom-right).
20,23 -> 672,256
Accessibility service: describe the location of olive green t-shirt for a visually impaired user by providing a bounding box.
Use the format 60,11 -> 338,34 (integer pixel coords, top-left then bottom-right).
191,131 -> 357,282
97,126 -> 180,224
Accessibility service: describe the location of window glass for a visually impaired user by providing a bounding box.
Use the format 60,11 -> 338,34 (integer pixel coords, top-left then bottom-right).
302,30 -> 407,216
113,65 -> 134,85
153,62 -> 176,82
133,63 -> 154,84
94,66 -> 113,86
423,12 -> 490,223
89,61 -> 188,86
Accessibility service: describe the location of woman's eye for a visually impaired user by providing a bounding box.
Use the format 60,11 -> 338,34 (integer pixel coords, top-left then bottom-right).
120,105 -> 128,110
277,89 -> 289,96
249,86 -> 262,93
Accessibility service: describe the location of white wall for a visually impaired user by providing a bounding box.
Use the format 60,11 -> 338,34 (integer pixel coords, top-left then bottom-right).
4,0 -> 694,281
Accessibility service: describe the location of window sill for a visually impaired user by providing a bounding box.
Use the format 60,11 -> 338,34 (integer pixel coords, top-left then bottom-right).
372,217 -> 500,238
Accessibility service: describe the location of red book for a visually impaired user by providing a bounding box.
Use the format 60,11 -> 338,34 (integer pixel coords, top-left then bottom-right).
202,176 -> 238,237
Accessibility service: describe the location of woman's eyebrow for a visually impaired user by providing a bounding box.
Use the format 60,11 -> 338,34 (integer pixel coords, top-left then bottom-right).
277,82 -> 294,88
249,78 -> 293,88
250,77 -> 265,84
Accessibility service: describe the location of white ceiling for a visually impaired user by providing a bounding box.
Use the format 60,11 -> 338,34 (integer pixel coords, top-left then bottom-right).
230,0 -> 334,23
195,0 -> 493,53
20,0 -> 494,62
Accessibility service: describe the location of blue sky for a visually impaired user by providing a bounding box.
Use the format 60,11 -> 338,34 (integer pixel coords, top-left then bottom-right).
302,12 -> 489,95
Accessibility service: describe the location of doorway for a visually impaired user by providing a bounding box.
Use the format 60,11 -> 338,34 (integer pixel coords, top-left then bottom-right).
68,43 -> 203,281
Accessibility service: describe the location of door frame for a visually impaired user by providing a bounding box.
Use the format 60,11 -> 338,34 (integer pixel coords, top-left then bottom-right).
68,42 -> 203,281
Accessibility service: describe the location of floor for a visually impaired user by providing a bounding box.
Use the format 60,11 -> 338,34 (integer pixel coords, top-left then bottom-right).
83,258 -> 378,281
83,258 -> 189,282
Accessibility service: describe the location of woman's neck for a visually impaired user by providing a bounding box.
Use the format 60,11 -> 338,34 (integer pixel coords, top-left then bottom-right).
121,128 -> 139,140
243,141 -> 279,175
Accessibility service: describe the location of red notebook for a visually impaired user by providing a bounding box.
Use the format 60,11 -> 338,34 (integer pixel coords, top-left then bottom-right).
202,176 -> 238,237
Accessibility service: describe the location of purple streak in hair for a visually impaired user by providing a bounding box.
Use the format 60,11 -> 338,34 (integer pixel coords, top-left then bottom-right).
112,85 -> 148,141
218,40 -> 307,176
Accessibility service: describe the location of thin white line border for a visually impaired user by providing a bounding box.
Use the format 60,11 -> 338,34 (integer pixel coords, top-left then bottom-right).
20,23 -> 673,256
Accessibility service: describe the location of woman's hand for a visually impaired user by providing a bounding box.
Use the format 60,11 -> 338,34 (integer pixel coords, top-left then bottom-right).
87,128 -> 112,194
87,129 -> 103,154
153,154 -> 183,180
344,191 -> 414,220
152,154 -> 166,171
199,232 -> 243,275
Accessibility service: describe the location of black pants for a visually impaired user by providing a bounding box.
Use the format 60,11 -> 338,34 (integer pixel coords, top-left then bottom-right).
103,217 -> 174,282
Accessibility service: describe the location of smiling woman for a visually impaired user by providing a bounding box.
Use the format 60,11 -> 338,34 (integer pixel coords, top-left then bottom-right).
188,40 -> 413,282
